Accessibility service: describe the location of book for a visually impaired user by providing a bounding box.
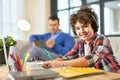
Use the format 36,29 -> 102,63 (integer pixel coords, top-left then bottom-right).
51,66 -> 104,78
8,69 -> 60,80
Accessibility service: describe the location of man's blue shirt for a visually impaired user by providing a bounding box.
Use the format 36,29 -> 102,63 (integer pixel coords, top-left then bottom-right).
29,31 -> 75,55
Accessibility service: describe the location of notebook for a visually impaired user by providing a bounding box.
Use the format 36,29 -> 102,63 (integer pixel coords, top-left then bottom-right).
34,40 -> 49,50
51,66 -> 104,78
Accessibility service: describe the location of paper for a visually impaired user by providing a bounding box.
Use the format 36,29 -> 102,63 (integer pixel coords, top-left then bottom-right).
51,66 -> 104,78
26,61 -> 44,70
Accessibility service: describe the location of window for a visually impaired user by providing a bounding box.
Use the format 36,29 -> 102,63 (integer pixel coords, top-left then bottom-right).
0,0 -> 25,39
51,0 -> 120,36
90,4 -> 100,34
104,0 -> 120,35
86,0 -> 99,3
57,0 -> 82,36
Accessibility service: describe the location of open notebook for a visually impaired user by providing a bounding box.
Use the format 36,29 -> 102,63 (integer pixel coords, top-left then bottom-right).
51,66 -> 104,78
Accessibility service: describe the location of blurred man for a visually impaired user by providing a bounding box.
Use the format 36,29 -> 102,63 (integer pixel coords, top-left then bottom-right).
28,16 -> 75,61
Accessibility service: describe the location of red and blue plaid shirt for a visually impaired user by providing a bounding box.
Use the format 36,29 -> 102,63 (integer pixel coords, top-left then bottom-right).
62,33 -> 120,73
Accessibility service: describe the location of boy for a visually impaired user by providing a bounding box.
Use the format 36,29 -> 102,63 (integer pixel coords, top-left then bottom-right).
42,5 -> 120,73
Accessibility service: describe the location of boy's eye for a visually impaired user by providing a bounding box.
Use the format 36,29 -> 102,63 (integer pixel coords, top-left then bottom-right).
75,27 -> 80,30
84,25 -> 88,27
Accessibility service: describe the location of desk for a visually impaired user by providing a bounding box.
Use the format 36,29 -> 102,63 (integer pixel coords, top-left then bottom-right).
69,72 -> 120,80
0,65 -> 9,80
0,66 -> 120,80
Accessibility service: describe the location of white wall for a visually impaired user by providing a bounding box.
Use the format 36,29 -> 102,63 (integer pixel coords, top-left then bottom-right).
19,0 -> 51,40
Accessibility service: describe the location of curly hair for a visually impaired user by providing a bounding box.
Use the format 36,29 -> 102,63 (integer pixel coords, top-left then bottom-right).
70,5 -> 98,35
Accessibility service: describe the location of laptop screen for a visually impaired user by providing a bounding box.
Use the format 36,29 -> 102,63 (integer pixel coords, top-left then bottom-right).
34,40 -> 49,50
2,38 -> 9,70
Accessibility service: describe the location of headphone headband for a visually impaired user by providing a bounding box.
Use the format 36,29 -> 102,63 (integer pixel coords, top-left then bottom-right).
84,12 -> 99,29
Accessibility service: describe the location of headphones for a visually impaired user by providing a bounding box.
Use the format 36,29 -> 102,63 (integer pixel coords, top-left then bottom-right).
87,12 -> 99,29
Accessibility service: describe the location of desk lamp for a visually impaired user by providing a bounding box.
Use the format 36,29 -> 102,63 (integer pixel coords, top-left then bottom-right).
17,19 -> 31,31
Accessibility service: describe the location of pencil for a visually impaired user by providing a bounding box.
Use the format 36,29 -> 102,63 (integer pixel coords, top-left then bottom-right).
43,48 -> 53,61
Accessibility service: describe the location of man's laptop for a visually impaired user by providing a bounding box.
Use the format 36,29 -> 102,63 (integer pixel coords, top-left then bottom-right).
34,40 -> 50,50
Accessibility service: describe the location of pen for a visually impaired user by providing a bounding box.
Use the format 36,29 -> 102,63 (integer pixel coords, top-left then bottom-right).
16,53 -> 22,71
24,53 -> 30,62
10,54 -> 22,71
43,48 -> 53,61
22,53 -> 26,66
10,54 -> 16,62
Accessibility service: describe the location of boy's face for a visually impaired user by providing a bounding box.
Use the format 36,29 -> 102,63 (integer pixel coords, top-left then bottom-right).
75,21 -> 94,43
48,19 -> 59,34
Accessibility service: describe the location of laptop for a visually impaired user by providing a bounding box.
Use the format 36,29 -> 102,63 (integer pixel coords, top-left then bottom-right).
34,40 -> 50,50
8,69 -> 60,80
1,38 -> 11,72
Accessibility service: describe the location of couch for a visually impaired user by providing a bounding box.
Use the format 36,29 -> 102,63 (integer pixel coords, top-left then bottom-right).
9,40 -> 32,54
9,37 -> 120,64
108,37 -> 120,64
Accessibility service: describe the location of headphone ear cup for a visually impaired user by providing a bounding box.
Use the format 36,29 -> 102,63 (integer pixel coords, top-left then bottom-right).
73,29 -> 77,35
94,20 -> 99,28
92,21 -> 99,32
89,13 -> 99,31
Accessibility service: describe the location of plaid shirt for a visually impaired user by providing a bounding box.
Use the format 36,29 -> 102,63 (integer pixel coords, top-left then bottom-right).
62,33 -> 120,73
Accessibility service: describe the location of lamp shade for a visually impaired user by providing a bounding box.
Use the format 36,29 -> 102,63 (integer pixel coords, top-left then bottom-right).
17,20 -> 31,31
118,3 -> 120,7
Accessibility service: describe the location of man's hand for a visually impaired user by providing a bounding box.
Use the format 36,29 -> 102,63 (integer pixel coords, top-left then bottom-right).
32,42 -> 37,47
46,39 -> 55,48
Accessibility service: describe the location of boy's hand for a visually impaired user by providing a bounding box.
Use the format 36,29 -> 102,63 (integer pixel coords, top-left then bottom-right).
54,58 -> 63,61
42,61 -> 63,69
42,61 -> 53,69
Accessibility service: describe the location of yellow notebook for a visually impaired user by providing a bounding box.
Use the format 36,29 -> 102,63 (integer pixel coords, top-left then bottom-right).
51,67 -> 104,78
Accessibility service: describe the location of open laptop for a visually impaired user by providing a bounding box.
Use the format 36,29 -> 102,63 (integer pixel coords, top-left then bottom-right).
34,40 -> 50,50
2,38 -> 9,70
